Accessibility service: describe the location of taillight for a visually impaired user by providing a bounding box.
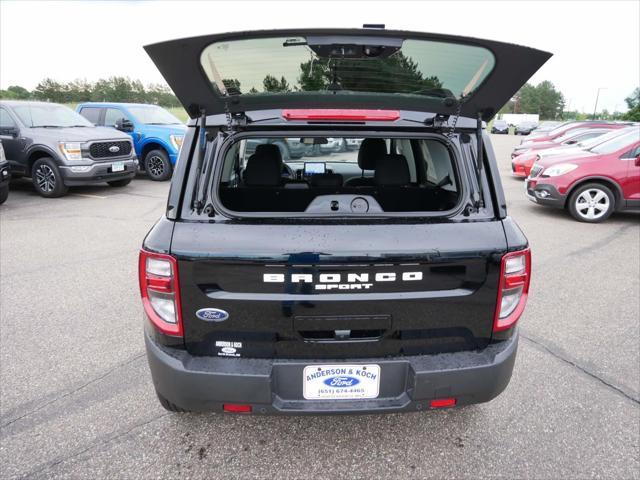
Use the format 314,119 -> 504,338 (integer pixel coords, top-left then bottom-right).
282,109 -> 400,121
494,248 -> 531,332
139,249 -> 183,337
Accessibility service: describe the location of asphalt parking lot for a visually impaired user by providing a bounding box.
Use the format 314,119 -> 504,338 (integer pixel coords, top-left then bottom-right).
1,134 -> 638,480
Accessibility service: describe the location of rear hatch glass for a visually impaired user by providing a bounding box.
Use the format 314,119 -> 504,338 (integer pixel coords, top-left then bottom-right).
201,36 -> 494,100
144,29 -> 552,119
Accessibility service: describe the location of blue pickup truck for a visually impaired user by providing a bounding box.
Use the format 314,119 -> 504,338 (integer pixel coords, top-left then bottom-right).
76,103 -> 186,181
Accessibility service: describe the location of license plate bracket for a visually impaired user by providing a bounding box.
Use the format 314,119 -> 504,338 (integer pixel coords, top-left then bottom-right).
303,364 -> 380,400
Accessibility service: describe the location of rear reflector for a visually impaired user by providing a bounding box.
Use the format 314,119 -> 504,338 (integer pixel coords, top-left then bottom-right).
494,248 -> 531,332
223,403 -> 253,413
139,249 -> 183,337
282,109 -> 400,121
430,398 -> 457,408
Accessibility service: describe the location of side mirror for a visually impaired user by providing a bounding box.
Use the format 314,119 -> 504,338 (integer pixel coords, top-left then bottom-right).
0,126 -> 19,137
115,118 -> 134,132
635,155 -> 640,167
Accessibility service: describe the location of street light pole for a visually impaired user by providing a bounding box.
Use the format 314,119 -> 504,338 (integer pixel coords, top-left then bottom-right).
592,87 -> 606,119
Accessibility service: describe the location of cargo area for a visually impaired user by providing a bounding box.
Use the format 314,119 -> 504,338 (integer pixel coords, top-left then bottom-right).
217,136 -> 462,214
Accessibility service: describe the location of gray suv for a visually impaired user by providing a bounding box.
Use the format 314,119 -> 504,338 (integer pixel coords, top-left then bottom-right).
0,101 -> 138,197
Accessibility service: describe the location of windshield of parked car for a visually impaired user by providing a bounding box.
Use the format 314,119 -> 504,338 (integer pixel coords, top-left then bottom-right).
578,128 -> 634,149
538,121 -> 563,130
554,128 -> 589,143
13,104 -> 94,128
494,120 -> 507,126
589,129 -> 640,154
127,106 -> 182,125
200,36 -> 495,100
546,122 -> 585,137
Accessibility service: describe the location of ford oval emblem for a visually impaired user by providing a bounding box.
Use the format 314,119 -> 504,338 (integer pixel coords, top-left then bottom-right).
195,308 -> 229,322
323,376 -> 360,388
108,145 -> 120,153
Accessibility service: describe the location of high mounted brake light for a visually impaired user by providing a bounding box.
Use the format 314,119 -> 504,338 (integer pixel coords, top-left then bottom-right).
282,109 -> 400,121
494,248 -> 531,332
139,250 -> 183,337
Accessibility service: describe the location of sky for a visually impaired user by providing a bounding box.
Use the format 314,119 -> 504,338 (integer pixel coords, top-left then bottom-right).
1,0 -> 638,113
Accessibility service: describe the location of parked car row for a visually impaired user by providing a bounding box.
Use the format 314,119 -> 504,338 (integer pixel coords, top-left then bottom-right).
490,119 -> 564,136
0,100 -> 186,199
510,120 -> 640,222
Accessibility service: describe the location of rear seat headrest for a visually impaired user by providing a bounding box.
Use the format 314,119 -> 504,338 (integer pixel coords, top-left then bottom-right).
244,153 -> 282,186
357,138 -> 387,170
255,143 -> 282,162
374,154 -> 410,186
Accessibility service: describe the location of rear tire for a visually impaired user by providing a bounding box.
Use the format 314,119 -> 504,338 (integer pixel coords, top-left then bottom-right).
0,185 -> 8,205
31,157 -> 68,198
568,183 -> 615,223
144,149 -> 172,181
107,178 -> 132,187
156,391 -> 190,412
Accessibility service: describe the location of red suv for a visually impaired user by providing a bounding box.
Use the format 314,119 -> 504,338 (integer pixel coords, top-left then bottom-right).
511,126 -> 626,176
526,128 -> 640,222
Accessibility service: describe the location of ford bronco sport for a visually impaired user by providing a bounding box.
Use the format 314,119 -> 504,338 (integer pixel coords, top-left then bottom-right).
139,28 -> 549,414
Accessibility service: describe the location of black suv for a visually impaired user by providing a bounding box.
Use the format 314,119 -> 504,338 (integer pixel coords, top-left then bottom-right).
0,101 -> 137,197
139,28 -> 549,414
0,142 -> 10,204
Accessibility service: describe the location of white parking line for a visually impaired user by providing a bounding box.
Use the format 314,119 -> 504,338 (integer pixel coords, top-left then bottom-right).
71,193 -> 109,199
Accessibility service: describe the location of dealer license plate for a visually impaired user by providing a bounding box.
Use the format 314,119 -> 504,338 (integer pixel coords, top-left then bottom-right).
303,364 -> 380,400
112,162 -> 125,172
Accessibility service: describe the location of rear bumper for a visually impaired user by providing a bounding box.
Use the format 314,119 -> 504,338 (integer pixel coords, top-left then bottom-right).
146,330 -> 519,414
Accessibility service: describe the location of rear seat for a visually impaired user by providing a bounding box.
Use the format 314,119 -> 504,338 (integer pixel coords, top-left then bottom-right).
222,147 -> 455,212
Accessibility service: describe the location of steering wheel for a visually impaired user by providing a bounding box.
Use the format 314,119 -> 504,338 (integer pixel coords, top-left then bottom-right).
282,163 -> 295,178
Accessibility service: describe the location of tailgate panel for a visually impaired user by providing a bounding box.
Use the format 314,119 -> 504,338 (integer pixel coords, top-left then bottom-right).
171,221 -> 506,359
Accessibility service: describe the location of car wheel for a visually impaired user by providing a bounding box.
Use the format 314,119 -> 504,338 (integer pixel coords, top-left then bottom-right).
568,183 -> 615,223
0,185 -> 8,205
31,157 -> 68,198
144,149 -> 172,181
108,178 -> 132,187
156,391 -> 190,412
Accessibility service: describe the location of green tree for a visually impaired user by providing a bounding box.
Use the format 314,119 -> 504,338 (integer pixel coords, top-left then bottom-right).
222,78 -> 241,95
514,81 -> 564,119
6,85 -> 31,99
263,75 -> 291,93
66,79 -> 93,102
623,87 -> 640,121
624,87 -> 639,109
297,53 -> 443,94
146,83 -> 180,107
33,78 -> 66,102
